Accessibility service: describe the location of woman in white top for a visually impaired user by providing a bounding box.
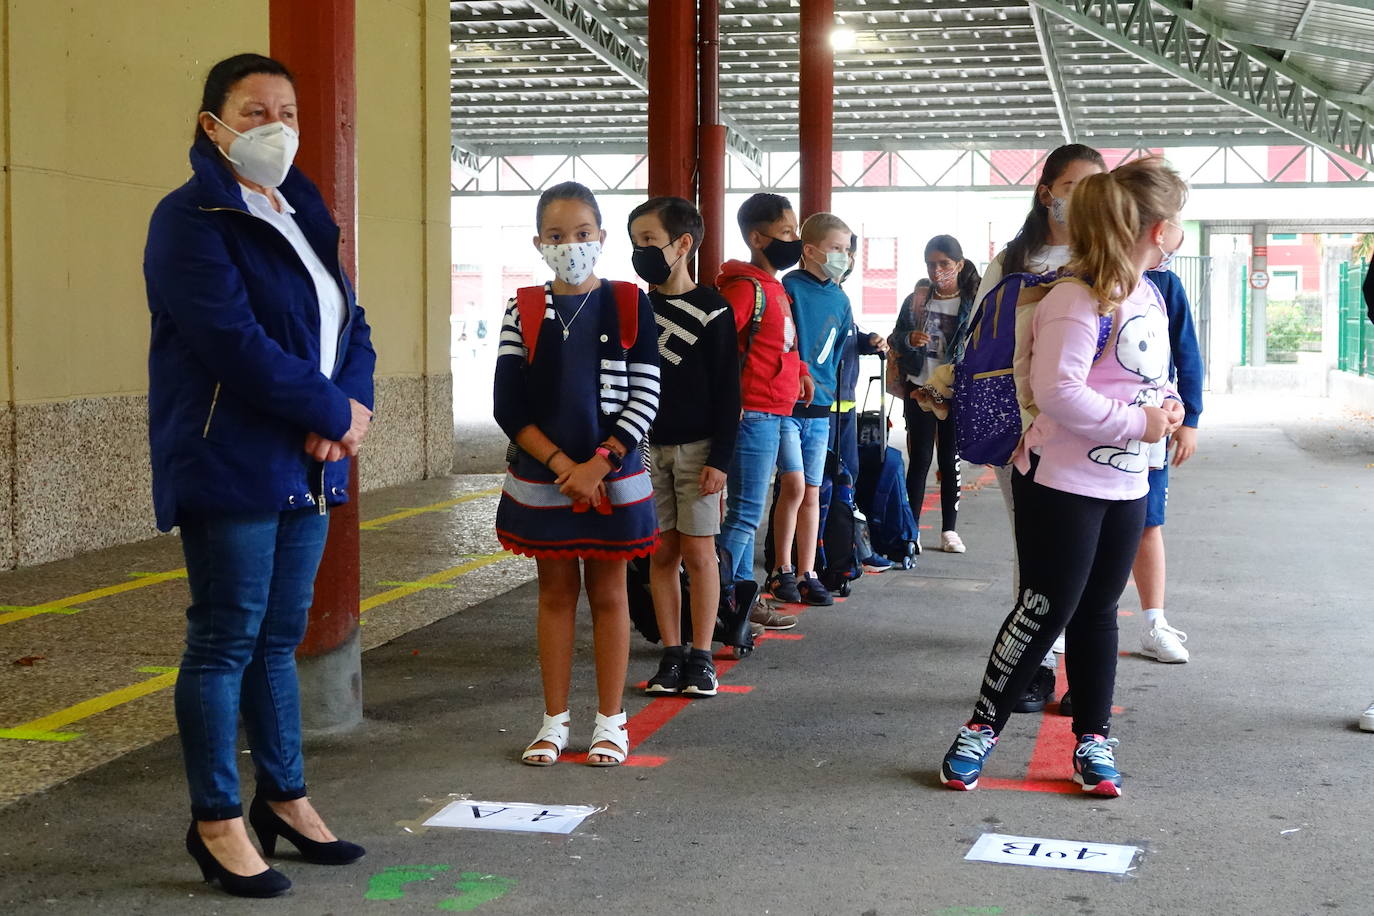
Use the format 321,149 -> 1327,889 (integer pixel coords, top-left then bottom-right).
974,144 -> 1107,715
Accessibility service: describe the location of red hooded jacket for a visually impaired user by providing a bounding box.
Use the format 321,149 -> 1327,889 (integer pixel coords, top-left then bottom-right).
716,259 -> 810,416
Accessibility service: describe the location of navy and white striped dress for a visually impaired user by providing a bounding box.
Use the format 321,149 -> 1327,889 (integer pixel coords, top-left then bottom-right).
492,281 -> 660,560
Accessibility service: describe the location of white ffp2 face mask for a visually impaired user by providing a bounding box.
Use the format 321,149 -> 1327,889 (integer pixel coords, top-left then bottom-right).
204,112 -> 299,188
540,241 -> 602,286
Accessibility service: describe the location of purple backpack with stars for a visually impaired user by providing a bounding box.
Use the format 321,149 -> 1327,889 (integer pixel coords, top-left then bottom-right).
954,271 -> 1114,466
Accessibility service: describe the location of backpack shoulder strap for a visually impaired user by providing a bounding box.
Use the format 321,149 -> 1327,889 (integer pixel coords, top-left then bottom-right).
740,277 -> 768,366
515,285 -> 547,365
609,280 -> 640,350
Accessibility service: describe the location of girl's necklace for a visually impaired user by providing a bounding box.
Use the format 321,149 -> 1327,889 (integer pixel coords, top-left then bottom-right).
557,287 -> 596,340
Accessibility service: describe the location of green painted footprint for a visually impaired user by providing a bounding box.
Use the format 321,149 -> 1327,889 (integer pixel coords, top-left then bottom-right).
364,864 -> 452,901
437,872 -> 517,912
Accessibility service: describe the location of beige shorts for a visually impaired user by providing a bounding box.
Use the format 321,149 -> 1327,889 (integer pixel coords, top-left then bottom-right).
648,439 -> 724,537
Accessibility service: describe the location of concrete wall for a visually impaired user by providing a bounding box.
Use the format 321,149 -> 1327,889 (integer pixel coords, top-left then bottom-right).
0,1 -> 454,569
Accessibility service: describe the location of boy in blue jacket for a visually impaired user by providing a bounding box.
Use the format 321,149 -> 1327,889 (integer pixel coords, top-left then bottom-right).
775,212 -> 861,604
1132,267 -> 1204,664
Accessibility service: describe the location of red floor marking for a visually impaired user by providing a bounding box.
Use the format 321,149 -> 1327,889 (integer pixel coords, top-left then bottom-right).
983,666 -> 1080,794
1118,610 -> 1135,617
756,632 -> 804,641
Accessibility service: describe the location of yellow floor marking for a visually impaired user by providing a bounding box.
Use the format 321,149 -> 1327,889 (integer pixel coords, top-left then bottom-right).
357,486 -> 501,531
359,550 -> 514,616
0,572 -> 188,625
0,667 -> 179,742
0,550 -> 524,743
0,489 -> 502,625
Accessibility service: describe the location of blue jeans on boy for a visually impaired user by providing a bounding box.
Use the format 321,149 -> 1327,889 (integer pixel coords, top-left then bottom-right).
175,508 -> 330,821
719,410 -> 785,583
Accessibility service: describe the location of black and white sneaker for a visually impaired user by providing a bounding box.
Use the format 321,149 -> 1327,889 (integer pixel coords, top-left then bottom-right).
681,649 -> 718,697
645,646 -> 686,694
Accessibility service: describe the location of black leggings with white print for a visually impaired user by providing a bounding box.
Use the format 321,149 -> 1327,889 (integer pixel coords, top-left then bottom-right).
968,456 -> 1146,738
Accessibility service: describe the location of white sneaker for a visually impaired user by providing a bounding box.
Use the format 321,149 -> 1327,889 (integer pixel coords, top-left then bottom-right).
1141,623 -> 1189,663
1052,633 -> 1066,654
1360,702 -> 1374,733
940,530 -> 966,553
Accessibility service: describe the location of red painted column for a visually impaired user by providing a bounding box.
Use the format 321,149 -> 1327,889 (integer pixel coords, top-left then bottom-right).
799,0 -> 835,218
270,0 -> 363,730
697,0 -> 726,282
647,0 -> 698,201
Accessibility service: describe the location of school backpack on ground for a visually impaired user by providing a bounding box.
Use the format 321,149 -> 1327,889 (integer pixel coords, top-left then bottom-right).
818,453 -> 862,596
954,272 -> 1112,467
855,442 -> 919,568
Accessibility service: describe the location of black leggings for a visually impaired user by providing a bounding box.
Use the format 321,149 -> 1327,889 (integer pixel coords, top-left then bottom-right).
904,400 -> 960,532
969,460 -> 1146,738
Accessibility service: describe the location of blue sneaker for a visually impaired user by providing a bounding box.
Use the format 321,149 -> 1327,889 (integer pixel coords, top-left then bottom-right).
862,554 -> 893,573
1073,734 -> 1122,797
940,724 -> 998,790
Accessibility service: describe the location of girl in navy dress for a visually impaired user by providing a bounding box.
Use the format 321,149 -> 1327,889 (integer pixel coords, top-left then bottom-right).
493,182 -> 660,767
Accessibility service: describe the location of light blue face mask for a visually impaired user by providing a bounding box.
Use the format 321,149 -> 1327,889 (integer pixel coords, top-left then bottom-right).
822,250 -> 851,282
1154,221 -> 1185,272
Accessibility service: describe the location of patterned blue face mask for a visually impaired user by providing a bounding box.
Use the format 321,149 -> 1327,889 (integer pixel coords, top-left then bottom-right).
540,240 -> 602,286
1049,195 -> 1070,227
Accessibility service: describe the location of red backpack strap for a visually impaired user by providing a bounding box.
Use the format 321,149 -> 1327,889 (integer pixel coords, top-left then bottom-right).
610,281 -> 640,350
515,285 -> 547,365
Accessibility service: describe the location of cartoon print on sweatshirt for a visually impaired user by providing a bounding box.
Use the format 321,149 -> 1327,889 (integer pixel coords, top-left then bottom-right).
1088,301 -> 1170,473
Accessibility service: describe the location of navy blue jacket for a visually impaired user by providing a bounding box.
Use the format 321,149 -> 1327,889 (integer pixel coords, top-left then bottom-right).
144,141 -> 376,531
1145,269 -> 1204,429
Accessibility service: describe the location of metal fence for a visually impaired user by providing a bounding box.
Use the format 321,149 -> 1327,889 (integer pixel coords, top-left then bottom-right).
1170,255 -> 1213,386
1338,260 -> 1370,376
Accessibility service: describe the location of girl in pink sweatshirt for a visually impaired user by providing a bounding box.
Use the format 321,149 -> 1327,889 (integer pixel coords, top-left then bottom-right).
939,157 -> 1188,797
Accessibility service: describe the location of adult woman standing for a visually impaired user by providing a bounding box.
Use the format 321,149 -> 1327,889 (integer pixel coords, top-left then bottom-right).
891,236 -> 980,554
144,54 -> 374,897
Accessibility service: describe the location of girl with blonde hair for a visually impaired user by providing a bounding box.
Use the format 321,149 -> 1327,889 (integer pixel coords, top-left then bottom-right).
939,157 -> 1188,797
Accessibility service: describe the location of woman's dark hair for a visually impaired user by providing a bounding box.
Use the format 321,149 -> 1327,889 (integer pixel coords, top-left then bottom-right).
736,192 -> 793,243
627,196 -> 704,258
1002,143 -> 1107,275
536,181 -> 603,232
194,53 -> 295,145
924,234 -> 981,303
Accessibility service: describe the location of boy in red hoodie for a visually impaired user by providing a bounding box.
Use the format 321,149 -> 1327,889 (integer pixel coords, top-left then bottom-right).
716,193 -> 814,628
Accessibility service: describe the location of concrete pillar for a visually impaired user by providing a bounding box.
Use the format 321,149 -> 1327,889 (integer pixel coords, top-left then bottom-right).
647,0 -> 697,201
799,0 -> 835,218
697,0 -> 725,282
1251,223 -> 1268,367
270,0 -> 364,733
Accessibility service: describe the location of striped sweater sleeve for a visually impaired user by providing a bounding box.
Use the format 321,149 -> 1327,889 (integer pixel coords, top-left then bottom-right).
492,297 -> 533,440
612,291 -> 661,450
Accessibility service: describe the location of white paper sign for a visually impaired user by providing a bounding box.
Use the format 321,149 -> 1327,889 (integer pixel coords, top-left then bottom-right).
423,800 -> 598,835
965,833 -> 1138,875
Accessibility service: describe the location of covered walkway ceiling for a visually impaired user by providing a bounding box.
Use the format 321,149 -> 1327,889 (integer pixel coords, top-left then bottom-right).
450,0 -> 1374,171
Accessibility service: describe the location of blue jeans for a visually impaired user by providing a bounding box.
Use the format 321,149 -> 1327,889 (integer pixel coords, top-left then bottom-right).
778,415 -> 830,487
719,410 -> 785,583
176,508 -> 329,821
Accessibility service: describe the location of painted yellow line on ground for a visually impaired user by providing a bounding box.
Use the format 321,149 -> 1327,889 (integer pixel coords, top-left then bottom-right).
0,667 -> 179,742
0,551 -> 523,742
0,572 -> 188,626
357,486 -> 501,531
0,489 -> 502,625
359,550 -> 514,616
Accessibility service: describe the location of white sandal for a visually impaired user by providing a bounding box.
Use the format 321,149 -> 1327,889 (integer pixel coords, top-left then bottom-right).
585,710 -> 629,767
521,711 -> 570,766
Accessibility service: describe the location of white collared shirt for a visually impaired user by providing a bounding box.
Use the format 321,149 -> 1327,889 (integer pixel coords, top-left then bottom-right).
240,186 -> 345,376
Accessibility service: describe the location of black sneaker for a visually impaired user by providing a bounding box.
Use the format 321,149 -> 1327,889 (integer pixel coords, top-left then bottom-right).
766,567 -> 802,603
1012,665 -> 1056,713
681,649 -> 718,697
645,646 -> 686,694
1057,690 -> 1073,718
797,572 -> 834,606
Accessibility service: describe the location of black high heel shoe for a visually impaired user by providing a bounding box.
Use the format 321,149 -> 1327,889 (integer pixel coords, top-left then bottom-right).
249,796 -> 366,865
185,822 -> 291,898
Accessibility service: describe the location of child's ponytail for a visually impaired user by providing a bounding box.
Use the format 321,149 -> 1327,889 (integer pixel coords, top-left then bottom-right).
1067,157 -> 1188,314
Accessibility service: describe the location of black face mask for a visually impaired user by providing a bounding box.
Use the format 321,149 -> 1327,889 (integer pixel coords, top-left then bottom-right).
761,235 -> 804,272
631,240 -> 681,286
